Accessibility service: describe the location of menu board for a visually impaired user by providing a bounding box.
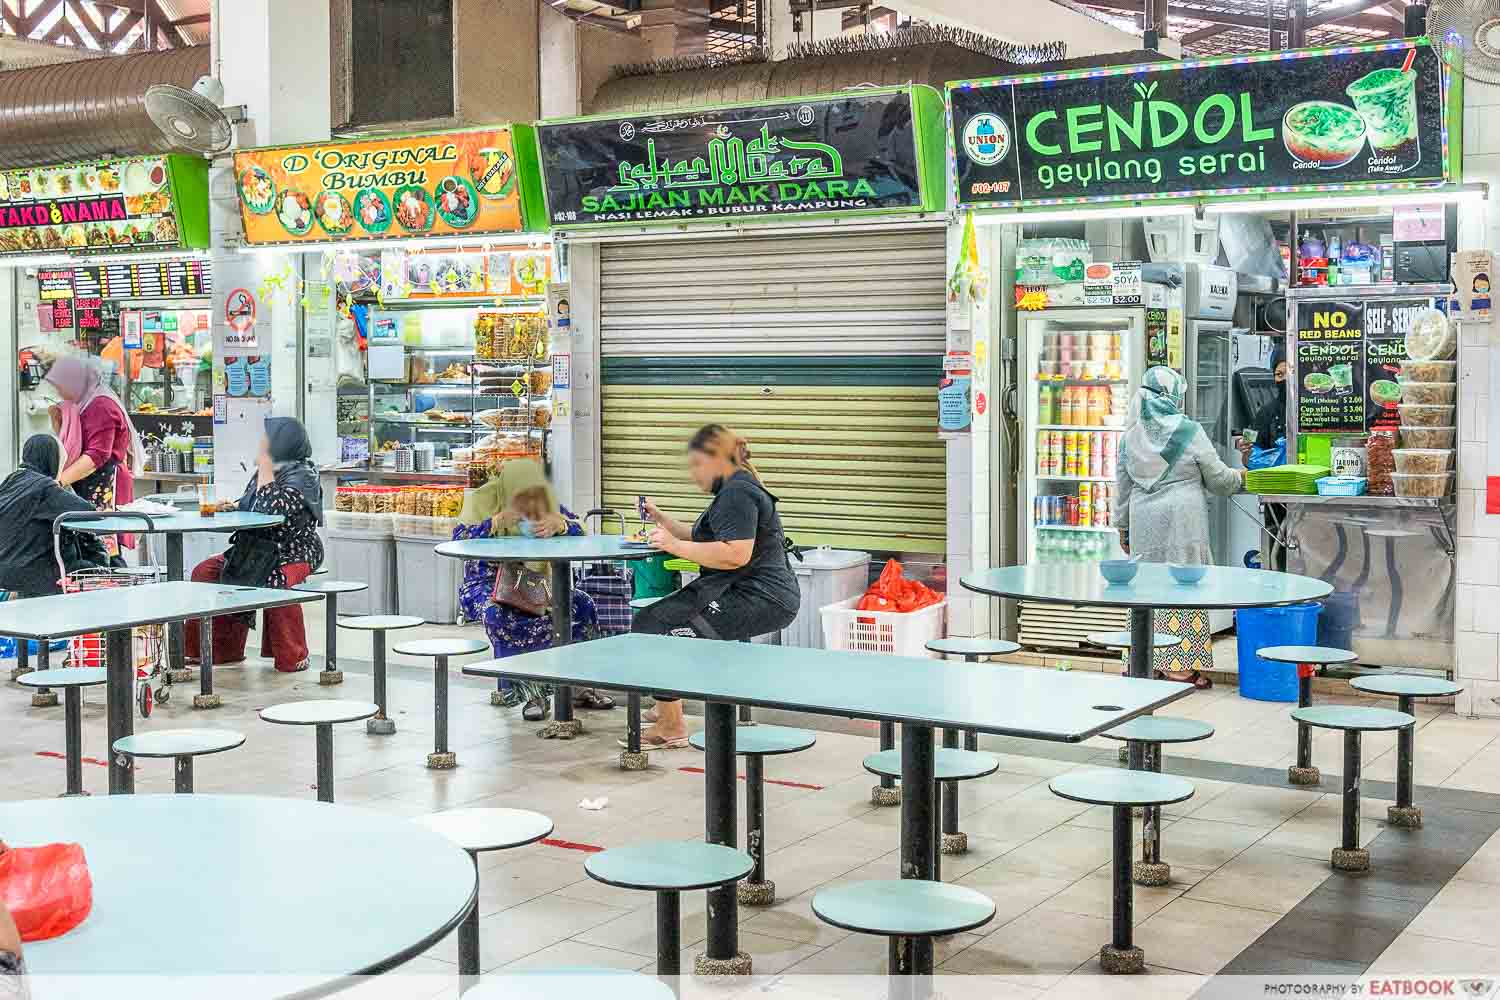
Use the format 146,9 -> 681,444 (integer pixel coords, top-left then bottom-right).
0,154 -> 207,256
37,269 -> 73,300
1295,296 -> 1426,434
73,258 -> 211,300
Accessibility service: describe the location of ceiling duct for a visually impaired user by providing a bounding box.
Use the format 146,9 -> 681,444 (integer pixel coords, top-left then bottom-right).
592,24 -> 1076,111
0,47 -> 210,169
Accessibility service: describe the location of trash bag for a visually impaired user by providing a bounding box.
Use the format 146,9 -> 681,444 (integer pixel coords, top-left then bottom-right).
857,559 -> 943,614
0,842 -> 93,942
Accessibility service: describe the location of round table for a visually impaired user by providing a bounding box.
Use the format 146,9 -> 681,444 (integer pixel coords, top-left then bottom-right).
65,510 -> 284,705
0,794 -> 476,992
434,535 -> 657,733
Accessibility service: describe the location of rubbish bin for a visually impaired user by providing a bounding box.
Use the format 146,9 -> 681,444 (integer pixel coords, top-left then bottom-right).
1236,602 -> 1323,702
785,547 -> 871,649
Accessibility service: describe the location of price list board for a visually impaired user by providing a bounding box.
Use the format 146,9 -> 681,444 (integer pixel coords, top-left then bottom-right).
73,258 -> 211,300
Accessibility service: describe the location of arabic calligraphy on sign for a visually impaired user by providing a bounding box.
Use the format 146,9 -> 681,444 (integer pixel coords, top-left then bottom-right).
614,125 -> 844,191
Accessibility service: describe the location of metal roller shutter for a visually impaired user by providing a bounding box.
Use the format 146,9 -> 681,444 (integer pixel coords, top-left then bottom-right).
598,229 -> 947,356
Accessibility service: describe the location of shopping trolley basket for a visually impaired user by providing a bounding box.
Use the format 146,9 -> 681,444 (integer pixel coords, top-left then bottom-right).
52,511 -> 166,717
576,509 -> 632,636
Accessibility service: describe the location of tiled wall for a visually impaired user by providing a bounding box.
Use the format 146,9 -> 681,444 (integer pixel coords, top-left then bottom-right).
1453,79 -> 1498,716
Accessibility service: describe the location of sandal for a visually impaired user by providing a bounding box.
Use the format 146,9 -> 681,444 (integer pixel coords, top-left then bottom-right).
522,698 -> 549,722
616,733 -> 689,750
573,688 -> 616,710
1191,671 -> 1214,690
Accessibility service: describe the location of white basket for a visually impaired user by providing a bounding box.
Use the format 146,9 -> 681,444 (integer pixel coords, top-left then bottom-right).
393,514 -> 460,539
819,595 -> 946,658
324,510 -> 394,535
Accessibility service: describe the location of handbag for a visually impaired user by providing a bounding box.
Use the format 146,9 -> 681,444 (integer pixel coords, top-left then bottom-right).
492,561 -> 550,616
220,533 -> 280,588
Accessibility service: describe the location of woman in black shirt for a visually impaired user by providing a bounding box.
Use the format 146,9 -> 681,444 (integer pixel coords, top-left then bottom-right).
633,424 -> 800,747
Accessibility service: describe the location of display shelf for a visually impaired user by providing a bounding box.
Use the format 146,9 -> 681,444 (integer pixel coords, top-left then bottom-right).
1033,523 -> 1115,533
1037,474 -> 1113,483
1036,424 -> 1125,431
1041,378 -> 1130,386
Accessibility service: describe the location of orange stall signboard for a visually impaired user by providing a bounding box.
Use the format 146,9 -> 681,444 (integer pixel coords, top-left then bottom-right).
233,128 -> 530,246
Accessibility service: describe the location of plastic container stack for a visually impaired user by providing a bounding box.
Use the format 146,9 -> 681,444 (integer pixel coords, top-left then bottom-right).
1394,352 -> 1457,499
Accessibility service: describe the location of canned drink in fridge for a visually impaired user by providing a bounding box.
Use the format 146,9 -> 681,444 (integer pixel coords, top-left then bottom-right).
1048,495 -> 1062,525
1066,495 -> 1079,526
1037,430 -> 1053,476
1063,431 -> 1079,477
1049,431 -> 1064,477
1077,432 -> 1091,479
1078,482 -> 1092,525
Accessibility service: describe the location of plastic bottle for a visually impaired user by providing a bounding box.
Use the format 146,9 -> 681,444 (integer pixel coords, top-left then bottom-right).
1038,381 -> 1056,425
1327,234 -> 1342,286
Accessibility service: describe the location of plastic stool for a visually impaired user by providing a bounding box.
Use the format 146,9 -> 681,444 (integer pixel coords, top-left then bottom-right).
392,636 -> 490,768
1290,705 -> 1414,872
19,668 -> 105,796
112,728 -> 246,793
1102,716 -> 1214,885
292,579 -> 369,686
1260,645 -> 1358,785
336,615 -> 423,734
259,699 -> 378,802
812,879 -> 995,977
865,747 -> 999,867
1351,674 -> 1463,828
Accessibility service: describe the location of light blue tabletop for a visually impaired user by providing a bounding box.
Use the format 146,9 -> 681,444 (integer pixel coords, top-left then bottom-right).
1049,768 -> 1197,807
864,748 -> 1000,781
926,637 -> 1022,657
1291,705 -> 1416,732
1258,645 -> 1358,665
17,667 -> 106,688
1087,631 -> 1183,650
0,794 -> 475,982
812,880 -> 996,937
586,841 -> 754,891
688,724 -> 817,756
64,510 -> 282,535
112,728 -> 246,758
0,581 -> 321,641
415,807 -> 555,853
962,562 -> 1332,610
260,699 -> 380,726
462,633 -> 1194,742
1102,716 -> 1215,745
1351,674 -> 1464,698
435,535 -> 658,563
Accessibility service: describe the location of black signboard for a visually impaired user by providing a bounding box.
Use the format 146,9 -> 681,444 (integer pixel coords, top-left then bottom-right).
1295,296 -> 1430,434
73,258 -> 211,300
75,297 -> 102,330
537,89 -> 936,226
36,269 -> 74,301
950,39 -> 1450,208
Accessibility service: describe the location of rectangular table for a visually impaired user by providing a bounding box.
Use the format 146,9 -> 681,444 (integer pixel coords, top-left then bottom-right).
0,581 -> 322,794
465,632 -> 1193,974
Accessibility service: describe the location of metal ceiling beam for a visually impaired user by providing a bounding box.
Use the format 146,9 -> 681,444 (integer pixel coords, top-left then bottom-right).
1181,22 -> 1233,44
1081,0 -> 1402,35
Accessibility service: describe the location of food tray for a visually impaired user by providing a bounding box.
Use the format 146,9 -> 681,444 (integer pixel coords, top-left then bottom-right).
1391,472 -> 1455,498
1393,449 -> 1454,475
1400,426 -> 1456,449
1395,381 -> 1456,405
1398,360 -> 1456,383
1398,404 -> 1456,427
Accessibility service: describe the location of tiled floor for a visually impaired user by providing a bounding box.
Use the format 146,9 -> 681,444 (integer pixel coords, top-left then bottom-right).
7,611 -> 1500,994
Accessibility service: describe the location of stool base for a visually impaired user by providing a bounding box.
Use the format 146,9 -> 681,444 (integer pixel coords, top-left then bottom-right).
192,693 -> 222,710
31,690 -> 57,708
737,879 -> 775,906
1331,847 -> 1369,872
540,720 -> 580,740
318,670 -> 344,686
619,750 -> 649,771
490,690 -> 506,706
58,790 -> 90,798
426,751 -> 457,770
1388,805 -> 1422,829
1133,861 -> 1171,887
870,784 -> 901,807
694,950 -> 752,977
1100,945 -> 1145,975
165,668 -> 196,683
366,717 -> 396,736
10,665 -> 34,681
1287,765 -> 1321,786
941,832 -> 968,855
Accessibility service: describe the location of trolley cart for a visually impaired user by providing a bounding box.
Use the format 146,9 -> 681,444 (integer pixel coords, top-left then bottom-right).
576,509 -> 633,636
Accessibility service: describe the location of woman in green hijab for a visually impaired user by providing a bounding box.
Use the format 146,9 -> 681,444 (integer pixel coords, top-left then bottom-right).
453,459 -> 604,721
1116,365 -> 1244,687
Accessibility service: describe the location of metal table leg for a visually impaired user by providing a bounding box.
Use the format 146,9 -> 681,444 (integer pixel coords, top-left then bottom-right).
739,754 -> 773,905
1289,663 -> 1319,784
657,889 -> 682,977
1126,607 -> 1152,772
428,654 -> 455,769
459,852 -> 480,991
11,636 -> 31,681
174,755 -> 194,793
165,533 -> 188,680
873,721 -> 900,805
1390,697 -> 1421,828
941,728 -> 965,854
549,562 -> 580,736
697,700 -> 748,975
30,640 -> 55,707
368,630 -> 395,735
315,722 -> 335,803
106,628 -> 134,794
193,615 -> 220,709
1134,741 -> 1169,886
896,723 -> 936,976
620,692 -> 647,770
963,654 -> 979,751
1332,730 -> 1369,872
1101,804 -> 1144,973
320,592 -> 343,685
62,685 -> 84,797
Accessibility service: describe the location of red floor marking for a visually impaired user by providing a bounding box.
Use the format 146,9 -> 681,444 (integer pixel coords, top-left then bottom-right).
676,765 -> 824,791
541,837 -> 604,853
35,751 -> 110,768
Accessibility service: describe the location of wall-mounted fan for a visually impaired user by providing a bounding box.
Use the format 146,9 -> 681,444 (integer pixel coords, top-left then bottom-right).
144,76 -> 246,156
1429,0 -> 1500,84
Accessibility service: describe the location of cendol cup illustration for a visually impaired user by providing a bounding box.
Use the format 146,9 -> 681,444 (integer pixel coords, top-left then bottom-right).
1282,101 -> 1367,168
1346,61 -> 1421,173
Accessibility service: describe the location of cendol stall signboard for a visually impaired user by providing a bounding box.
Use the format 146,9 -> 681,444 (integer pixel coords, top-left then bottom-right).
948,38 -> 1459,208
233,127 -> 544,246
535,86 -> 946,227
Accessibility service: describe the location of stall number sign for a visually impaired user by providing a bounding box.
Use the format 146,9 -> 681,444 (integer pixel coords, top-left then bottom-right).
949,39 -> 1449,208
1295,297 -> 1426,434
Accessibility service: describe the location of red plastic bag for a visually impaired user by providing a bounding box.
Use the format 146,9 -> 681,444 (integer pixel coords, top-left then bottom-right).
0,842 -> 93,942
857,559 -> 942,613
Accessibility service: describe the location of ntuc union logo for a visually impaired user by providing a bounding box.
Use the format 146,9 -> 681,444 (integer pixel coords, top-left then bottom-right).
962,113 -> 1011,166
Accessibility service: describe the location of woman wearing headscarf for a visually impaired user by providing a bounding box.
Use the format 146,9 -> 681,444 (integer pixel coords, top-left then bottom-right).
185,417 -> 324,672
1116,366 -> 1244,688
453,458 -> 602,722
45,355 -> 143,518
0,435 -> 106,597
1236,345 -> 1288,463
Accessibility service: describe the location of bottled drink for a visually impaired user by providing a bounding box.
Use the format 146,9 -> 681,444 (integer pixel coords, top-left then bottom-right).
1038,381 -> 1056,425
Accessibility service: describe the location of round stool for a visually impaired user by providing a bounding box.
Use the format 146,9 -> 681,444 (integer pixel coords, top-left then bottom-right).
1049,769 -> 1196,974
19,667 -> 105,796
112,728 -> 246,793
812,880 -> 996,977
259,699 -> 378,803
1086,631 -> 1183,650
1291,704 -> 1415,872
416,808 -> 554,982
336,615 -> 423,734
464,969 -> 674,1000
1351,674 -> 1463,828
392,636 -> 490,769
292,579 -> 369,686
22,638 -> 59,707
865,747 -> 999,864
1259,645 -> 1358,785
688,725 -> 816,905
585,841 -> 754,977
621,596 -> 664,770
1102,716 -> 1214,886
